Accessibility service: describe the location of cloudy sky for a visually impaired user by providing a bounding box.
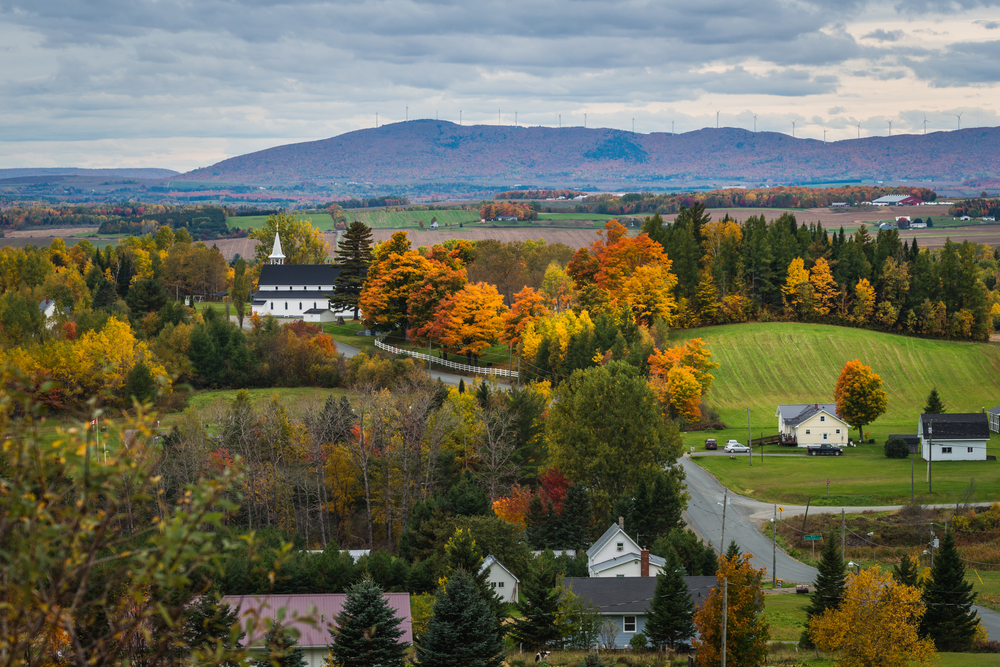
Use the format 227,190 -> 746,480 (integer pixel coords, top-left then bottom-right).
2,0 -> 1000,172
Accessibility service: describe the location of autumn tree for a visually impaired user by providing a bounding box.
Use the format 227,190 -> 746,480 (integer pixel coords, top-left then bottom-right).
692,553 -> 770,667
433,282 -> 509,365
834,359 -> 888,441
853,278 -> 876,322
647,338 -> 719,422
539,261 -> 576,311
781,257 -> 811,317
809,257 -> 838,316
248,211 -> 328,265
359,232 -> 432,335
810,567 -> 936,667
332,221 -> 374,320
503,287 -> 550,347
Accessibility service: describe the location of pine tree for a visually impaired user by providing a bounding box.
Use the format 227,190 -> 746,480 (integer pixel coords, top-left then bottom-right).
725,539 -> 742,561
924,388 -> 946,414
921,530 -> 978,651
328,578 -> 407,667
416,570 -> 505,667
510,562 -> 561,652
557,483 -> 593,550
255,623 -> 307,667
644,550 -> 696,649
332,221 -> 374,320
802,531 -> 846,647
525,494 -> 554,550
893,553 -> 920,587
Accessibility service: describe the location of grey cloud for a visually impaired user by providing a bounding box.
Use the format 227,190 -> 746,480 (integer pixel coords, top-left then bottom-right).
863,28 -> 904,41
975,19 -> 1000,28
894,0 -> 1000,12
902,40 -> 1000,85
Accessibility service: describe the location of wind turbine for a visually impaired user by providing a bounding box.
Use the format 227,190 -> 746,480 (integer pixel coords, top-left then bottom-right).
887,119 -> 893,136
716,111 -> 720,128
791,120 -> 796,137
672,120 -> 675,135
954,112 -> 963,130
823,129 -> 828,143
584,113 -> 587,128
753,113 -> 757,134
856,123 -> 861,139
923,116 -> 928,134
405,106 -> 408,122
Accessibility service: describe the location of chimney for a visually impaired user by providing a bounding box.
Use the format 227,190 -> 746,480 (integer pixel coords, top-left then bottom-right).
814,403 -> 818,409
619,516 -> 624,530
641,549 -> 650,577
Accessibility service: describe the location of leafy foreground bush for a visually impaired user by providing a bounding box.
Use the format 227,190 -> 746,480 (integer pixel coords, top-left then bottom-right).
885,437 -> 910,459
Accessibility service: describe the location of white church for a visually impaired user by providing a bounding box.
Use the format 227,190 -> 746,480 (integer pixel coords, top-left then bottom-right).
250,233 -> 353,323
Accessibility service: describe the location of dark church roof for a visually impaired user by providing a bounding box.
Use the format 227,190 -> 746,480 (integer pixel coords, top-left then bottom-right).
258,264 -> 342,286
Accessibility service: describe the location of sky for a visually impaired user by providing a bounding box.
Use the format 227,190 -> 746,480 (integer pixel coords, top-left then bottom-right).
2,0 -> 1000,173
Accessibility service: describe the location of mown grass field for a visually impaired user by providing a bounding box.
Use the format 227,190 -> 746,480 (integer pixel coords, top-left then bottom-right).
227,213 -> 335,230
341,209 -> 480,229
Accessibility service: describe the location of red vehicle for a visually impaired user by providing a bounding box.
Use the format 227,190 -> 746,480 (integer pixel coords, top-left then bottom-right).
705,438 -> 718,450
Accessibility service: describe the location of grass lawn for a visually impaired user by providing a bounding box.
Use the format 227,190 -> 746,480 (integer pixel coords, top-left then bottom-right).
341,209 -> 480,229
227,213 -> 336,230
764,593 -> 810,641
323,320 -> 378,355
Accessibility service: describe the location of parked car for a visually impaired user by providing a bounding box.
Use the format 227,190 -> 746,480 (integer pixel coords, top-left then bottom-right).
724,441 -> 750,453
705,438 -> 718,450
806,443 -> 844,456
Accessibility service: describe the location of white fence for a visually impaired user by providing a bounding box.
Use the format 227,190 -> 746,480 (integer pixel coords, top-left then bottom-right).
374,337 -> 519,378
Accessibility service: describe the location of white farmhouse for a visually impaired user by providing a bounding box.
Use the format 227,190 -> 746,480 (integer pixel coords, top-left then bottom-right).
480,554 -> 519,603
919,413 -> 990,461
586,519 -> 665,578
250,233 -> 353,322
775,403 -> 852,447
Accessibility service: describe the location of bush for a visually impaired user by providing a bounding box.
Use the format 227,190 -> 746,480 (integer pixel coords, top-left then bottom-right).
884,437 -> 909,459
629,632 -> 649,651
578,653 -> 608,667
973,640 -> 1000,653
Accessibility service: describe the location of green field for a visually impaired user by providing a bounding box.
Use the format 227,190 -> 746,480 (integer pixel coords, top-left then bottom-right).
341,209 -> 480,229
227,213 -> 336,230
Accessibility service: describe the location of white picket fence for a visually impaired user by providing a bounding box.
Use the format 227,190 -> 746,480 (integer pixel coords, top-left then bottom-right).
374,337 -> 519,378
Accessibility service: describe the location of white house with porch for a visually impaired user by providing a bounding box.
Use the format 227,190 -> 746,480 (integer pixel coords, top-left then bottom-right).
775,403 -> 851,447
919,413 -> 990,461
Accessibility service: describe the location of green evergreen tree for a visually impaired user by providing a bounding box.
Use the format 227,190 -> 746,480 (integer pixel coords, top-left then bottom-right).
725,540 -> 742,561
122,360 -> 156,404
510,562 -> 561,652
332,221 -> 374,320
180,596 -> 243,663
801,531 -> 846,648
921,530 -> 978,651
92,276 -> 118,311
125,278 -> 168,314
557,483 -> 593,550
892,553 -> 920,587
525,494 -> 554,550
416,570 -> 505,667
924,388 -> 946,414
442,528 -> 506,632
328,578 -> 407,667
255,623 -> 307,667
644,550 -> 695,649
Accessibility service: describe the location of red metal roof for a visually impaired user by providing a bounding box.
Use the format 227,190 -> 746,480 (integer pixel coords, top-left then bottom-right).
221,593 -> 412,648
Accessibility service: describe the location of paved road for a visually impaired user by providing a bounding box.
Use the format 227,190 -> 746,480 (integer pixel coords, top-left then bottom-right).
337,340 -> 500,387
680,454 -> 1000,639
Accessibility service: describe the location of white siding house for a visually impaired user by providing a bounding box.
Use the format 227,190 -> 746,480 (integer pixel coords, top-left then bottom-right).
919,413 -> 990,462
586,521 -> 665,578
480,555 -> 519,603
776,404 -> 851,447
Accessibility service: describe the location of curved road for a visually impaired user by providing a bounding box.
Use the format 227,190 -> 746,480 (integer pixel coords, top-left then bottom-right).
337,340 -> 490,387
680,454 -> 1000,639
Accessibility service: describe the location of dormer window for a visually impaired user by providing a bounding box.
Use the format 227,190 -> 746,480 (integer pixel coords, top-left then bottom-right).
616,542 -> 624,552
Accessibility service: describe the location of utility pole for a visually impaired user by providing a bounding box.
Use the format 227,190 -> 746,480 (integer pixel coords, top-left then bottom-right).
719,490 -> 728,553
911,441 -> 914,502
748,408 -> 752,466
721,578 -> 728,667
927,422 -> 933,493
772,504 -> 778,587
841,509 -> 846,563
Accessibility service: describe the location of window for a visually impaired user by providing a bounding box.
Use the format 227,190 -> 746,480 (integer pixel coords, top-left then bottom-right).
820,416 -> 826,422
624,616 -> 636,633
616,542 -> 624,552
823,433 -> 828,442
498,582 -> 505,588
942,447 -> 952,454
491,582 -> 496,589
836,429 -> 841,434
617,574 -> 624,578
313,302 -> 317,309
270,302 -> 273,309
299,302 -> 302,310
285,302 -> 288,310
969,447 -> 974,453
806,429 -> 811,435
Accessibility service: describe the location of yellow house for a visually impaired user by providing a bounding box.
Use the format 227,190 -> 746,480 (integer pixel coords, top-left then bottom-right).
776,403 -> 851,447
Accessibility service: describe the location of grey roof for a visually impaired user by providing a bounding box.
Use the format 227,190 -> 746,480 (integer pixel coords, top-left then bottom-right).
303,307 -> 330,314
586,523 -> 638,561
589,552 -> 666,574
480,554 -> 519,582
39,297 -> 55,313
873,194 -> 915,204
776,404 -> 843,427
988,405 -> 1000,416
258,263 -> 342,287
564,576 -> 717,615
887,434 -> 920,445
919,413 -> 990,441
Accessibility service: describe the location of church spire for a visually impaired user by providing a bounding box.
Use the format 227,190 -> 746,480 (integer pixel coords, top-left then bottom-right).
269,232 -> 285,265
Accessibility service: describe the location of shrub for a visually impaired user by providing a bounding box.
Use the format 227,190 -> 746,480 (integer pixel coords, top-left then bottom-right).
578,653 -> 608,667
629,632 -> 649,651
884,437 -> 909,459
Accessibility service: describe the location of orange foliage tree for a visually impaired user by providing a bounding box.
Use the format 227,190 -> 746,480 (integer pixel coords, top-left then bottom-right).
834,359 -> 887,441
492,484 -> 533,528
647,338 -> 719,421
359,232 -> 433,335
503,287 -> 551,347
434,282 -> 509,364
693,553 -> 770,667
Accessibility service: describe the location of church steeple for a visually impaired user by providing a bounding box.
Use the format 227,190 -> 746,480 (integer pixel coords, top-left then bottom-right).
269,232 -> 285,265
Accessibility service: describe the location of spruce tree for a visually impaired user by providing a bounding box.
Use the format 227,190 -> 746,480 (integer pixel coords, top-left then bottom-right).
416,570 -> 505,667
802,531 -> 846,647
329,578 -> 407,667
725,540 -> 742,561
255,623 -> 307,667
558,483 -> 593,550
644,550 -> 696,650
923,388 -> 946,414
892,553 -> 920,587
332,221 -> 374,320
921,530 -> 978,651
510,562 -> 561,652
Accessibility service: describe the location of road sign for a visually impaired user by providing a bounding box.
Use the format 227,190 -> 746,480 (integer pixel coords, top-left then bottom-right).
804,534 -> 823,541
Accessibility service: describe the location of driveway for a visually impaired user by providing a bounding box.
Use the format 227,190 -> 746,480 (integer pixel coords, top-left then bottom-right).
679,454 -> 1000,639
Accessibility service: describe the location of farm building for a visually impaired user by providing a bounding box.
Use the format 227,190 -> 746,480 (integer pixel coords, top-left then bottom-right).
480,554 -> 519,603
562,576 -> 717,649
776,403 -> 851,447
919,413 -> 990,461
586,519 -> 666,578
250,233 -> 353,322
872,194 -> 923,206
987,405 -> 1000,433
221,592 -> 412,667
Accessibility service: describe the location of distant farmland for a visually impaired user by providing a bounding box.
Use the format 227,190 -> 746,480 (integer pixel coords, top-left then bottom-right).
343,209 -> 480,228
228,213 -> 335,230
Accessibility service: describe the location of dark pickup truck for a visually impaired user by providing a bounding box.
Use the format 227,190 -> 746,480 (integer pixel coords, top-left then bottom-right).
806,444 -> 843,456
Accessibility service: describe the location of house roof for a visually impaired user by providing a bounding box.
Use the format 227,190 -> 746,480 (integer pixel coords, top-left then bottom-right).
221,593 -> 412,648
887,434 -> 920,445
919,413 -> 990,440
586,523 -> 640,561
987,405 -> 1000,416
563,576 -> 717,615
39,298 -> 55,313
258,263 -> 342,287
589,552 -> 666,574
776,404 -> 845,427
480,554 -> 519,582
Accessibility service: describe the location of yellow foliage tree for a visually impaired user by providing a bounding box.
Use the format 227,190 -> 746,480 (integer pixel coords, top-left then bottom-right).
503,286 -> 550,347
693,553 -> 770,667
540,261 -> 576,311
520,309 -> 595,372
853,278 -> 876,322
647,338 -> 719,421
622,264 -> 677,326
810,257 -> 838,316
809,567 -> 936,667
435,282 -> 509,364
781,257 -> 810,315
248,211 -> 328,264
